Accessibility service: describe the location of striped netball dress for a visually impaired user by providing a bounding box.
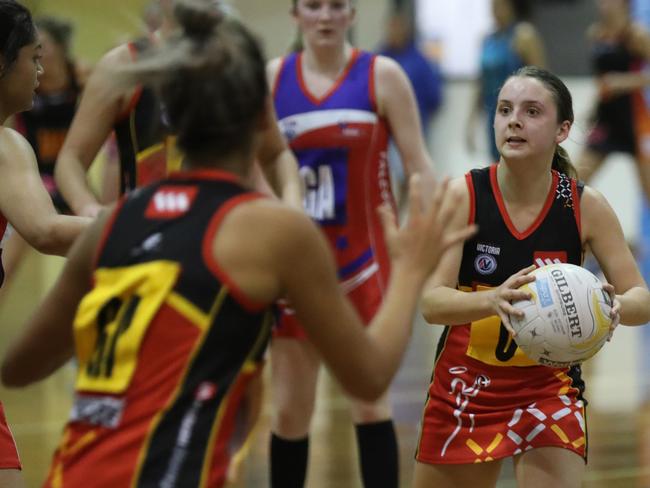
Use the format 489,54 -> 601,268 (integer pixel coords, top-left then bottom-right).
273,49 -> 395,337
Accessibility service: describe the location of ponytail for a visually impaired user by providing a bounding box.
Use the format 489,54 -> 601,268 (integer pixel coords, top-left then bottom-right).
552,145 -> 577,179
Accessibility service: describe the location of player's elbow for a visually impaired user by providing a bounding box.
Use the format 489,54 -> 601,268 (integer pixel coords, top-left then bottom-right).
25,217 -> 74,256
420,294 -> 439,324
1,360 -> 29,388
28,229 -> 64,256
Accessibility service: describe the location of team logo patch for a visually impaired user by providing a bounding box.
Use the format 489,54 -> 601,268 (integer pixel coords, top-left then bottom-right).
282,120 -> 298,141
145,185 -> 198,219
70,394 -> 126,428
533,251 -> 567,268
475,253 -> 497,275
535,277 -> 553,308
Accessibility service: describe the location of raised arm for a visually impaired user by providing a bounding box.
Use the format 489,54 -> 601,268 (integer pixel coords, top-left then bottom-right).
582,186 -> 650,325
420,177 -> 534,331
420,178 -> 482,324
0,128 -> 90,255
255,98 -> 302,209
54,45 -> 133,217
215,177 -> 475,400
259,59 -> 303,209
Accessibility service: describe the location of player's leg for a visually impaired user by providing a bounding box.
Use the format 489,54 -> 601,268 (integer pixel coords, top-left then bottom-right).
513,446 -> 584,488
344,273 -> 399,488
348,393 -> 397,488
269,336 -> 320,488
412,459 -> 503,488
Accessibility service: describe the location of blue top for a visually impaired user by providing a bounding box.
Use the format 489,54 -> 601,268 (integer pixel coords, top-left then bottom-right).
379,41 -> 443,135
480,24 -> 524,160
274,50 -> 376,120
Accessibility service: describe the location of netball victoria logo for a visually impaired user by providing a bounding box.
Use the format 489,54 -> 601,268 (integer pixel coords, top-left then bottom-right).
474,243 -> 500,275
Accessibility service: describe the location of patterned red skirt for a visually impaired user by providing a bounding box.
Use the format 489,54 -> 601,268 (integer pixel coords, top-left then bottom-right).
417,325 -> 587,465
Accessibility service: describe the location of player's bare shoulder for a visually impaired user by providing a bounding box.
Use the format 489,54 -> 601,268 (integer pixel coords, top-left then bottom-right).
215,197 -> 317,260
83,43 -> 137,111
0,127 -> 36,170
373,55 -> 405,85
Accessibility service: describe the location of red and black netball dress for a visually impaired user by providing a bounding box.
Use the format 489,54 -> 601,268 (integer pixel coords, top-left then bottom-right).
417,165 -> 589,465
44,171 -> 272,487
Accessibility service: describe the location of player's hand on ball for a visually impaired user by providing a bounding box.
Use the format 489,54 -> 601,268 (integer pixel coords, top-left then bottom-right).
602,283 -> 620,341
490,264 -> 537,337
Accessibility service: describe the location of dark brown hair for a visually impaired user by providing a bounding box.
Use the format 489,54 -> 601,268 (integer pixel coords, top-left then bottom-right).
0,0 -> 36,77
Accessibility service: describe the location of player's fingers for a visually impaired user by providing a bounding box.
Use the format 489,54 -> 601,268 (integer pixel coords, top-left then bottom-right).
499,311 -> 517,337
377,203 -> 397,239
427,177 -> 451,222
602,283 -> 616,304
503,289 -> 532,302
610,303 -> 621,324
514,264 -> 537,277
511,273 -> 536,289
407,173 -> 423,222
501,300 -> 524,319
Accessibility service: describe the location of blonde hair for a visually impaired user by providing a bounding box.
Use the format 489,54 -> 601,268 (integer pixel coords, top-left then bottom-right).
118,0 -> 268,162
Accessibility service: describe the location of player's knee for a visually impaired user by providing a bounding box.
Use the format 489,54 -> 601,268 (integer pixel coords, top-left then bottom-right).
272,406 -> 312,437
350,399 -> 392,424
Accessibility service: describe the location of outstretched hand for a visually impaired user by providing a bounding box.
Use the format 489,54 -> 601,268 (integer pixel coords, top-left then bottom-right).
377,173 -> 477,286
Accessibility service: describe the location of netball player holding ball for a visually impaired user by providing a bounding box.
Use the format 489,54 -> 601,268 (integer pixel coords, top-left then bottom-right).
415,66 -> 650,488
